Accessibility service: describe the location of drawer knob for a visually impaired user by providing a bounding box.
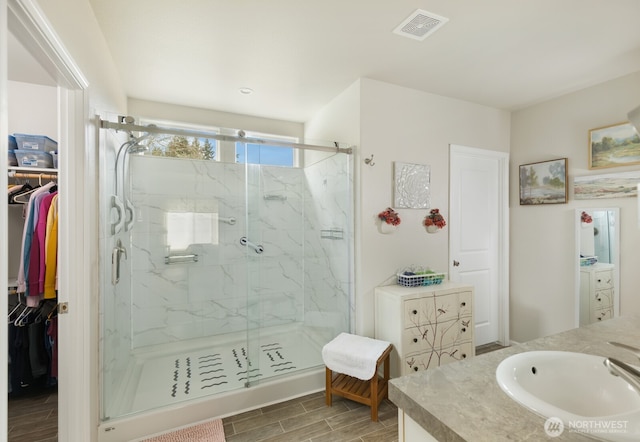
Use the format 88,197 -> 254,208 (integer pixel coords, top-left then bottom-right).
412,309 -> 417,315
413,338 -> 418,343
460,302 -> 466,307
462,353 -> 467,359
597,279 -> 602,283
461,327 -> 466,332
414,366 -> 418,372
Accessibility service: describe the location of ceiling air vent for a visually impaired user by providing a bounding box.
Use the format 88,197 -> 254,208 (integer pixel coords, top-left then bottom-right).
393,9 -> 449,41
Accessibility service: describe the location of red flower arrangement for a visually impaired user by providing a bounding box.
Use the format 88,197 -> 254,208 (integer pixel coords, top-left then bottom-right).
424,208 -> 446,229
581,211 -> 592,224
378,207 -> 401,226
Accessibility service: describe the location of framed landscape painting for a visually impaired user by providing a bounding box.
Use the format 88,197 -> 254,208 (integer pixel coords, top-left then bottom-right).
574,170 -> 640,199
519,158 -> 567,205
589,122 -> 640,169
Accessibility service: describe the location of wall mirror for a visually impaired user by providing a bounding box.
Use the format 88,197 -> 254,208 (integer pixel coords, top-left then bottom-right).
575,208 -> 620,327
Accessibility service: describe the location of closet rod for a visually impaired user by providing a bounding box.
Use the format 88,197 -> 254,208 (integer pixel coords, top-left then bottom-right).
8,171 -> 57,180
100,117 -> 354,155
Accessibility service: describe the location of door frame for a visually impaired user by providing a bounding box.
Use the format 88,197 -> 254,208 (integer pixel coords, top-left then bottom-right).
2,0 -> 92,440
449,144 -> 510,346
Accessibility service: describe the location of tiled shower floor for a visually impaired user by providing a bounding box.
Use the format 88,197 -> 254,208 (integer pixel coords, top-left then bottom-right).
124,328 -> 325,414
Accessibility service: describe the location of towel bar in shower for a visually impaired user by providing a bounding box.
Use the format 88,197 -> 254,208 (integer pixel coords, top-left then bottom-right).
165,254 -> 199,265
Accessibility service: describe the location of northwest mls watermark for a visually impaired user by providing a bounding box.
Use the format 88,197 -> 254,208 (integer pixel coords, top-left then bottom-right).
544,417 -> 628,437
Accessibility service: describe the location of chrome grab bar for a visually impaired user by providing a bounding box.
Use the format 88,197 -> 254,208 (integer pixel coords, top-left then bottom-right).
165,254 -> 199,265
240,237 -> 264,254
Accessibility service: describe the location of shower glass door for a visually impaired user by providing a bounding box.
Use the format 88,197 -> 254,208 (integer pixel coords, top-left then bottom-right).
100,124 -> 354,423
244,157 -> 262,387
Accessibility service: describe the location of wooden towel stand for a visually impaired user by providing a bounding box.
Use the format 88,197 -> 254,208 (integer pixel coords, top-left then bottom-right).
325,344 -> 392,421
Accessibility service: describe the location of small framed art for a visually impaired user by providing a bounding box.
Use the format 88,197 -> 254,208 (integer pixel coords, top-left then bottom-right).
589,122 -> 640,169
519,158 -> 567,205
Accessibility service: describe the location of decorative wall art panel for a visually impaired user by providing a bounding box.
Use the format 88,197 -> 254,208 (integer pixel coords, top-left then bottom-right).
394,162 -> 430,209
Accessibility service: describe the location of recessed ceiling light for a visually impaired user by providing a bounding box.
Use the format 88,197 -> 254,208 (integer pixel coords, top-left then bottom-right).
239,87 -> 253,95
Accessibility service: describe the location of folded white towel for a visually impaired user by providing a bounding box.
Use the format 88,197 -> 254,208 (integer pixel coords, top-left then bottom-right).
322,333 -> 391,381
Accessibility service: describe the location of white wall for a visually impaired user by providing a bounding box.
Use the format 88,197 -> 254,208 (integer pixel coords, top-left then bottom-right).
510,71 -> 640,342
307,78 -> 511,337
8,80 -> 57,136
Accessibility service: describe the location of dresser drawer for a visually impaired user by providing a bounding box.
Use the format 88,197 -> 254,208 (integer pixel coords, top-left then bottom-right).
404,291 -> 472,328
592,289 -> 613,309
402,316 -> 472,352
590,306 -> 613,323
403,341 -> 474,374
595,271 -> 613,290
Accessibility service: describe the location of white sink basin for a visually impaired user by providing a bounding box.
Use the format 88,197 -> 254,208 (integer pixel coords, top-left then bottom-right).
496,351 -> 640,441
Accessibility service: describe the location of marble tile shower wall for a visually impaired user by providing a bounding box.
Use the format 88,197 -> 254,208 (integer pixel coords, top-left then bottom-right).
128,156 -> 310,348
303,154 -> 351,335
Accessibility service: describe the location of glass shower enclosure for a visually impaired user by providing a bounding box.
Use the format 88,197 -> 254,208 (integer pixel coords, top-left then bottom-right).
99,122 -> 353,422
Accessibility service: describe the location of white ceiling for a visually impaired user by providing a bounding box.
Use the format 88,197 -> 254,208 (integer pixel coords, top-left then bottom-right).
19,1 -> 640,123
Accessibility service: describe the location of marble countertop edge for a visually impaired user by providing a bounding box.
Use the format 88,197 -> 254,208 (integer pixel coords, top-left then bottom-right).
388,315 -> 640,441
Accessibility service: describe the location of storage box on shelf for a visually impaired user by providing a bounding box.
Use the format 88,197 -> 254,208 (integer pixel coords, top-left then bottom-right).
8,150 -> 18,166
13,133 -> 58,152
14,150 -> 54,168
375,281 -> 474,378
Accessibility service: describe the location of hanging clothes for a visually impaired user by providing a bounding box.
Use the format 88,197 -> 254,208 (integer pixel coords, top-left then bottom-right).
16,181 -> 56,303
44,194 -> 59,299
9,176 -> 59,394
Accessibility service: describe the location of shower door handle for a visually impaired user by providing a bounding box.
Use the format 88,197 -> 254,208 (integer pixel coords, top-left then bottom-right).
111,239 -> 127,285
240,237 -> 264,254
111,195 -> 126,235
124,198 -> 135,232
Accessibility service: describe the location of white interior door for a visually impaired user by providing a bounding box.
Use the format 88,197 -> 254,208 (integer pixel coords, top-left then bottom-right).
449,145 -> 509,347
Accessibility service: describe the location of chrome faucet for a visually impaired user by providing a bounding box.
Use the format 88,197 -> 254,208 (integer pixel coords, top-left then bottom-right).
603,358 -> 640,394
604,342 -> 640,394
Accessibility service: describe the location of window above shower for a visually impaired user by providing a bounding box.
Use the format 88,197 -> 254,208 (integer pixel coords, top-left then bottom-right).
236,143 -> 294,167
136,118 -> 300,167
137,118 -> 219,161
235,131 -> 299,167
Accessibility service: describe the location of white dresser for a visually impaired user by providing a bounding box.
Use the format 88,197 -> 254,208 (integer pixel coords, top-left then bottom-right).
374,282 -> 474,378
579,263 -> 614,326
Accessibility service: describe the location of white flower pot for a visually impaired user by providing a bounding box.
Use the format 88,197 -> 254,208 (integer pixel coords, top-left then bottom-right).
425,224 -> 439,233
378,220 -> 397,234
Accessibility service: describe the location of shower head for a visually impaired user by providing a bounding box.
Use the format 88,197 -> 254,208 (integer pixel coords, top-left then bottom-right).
127,134 -> 151,154
128,143 -> 149,154
114,126 -> 155,196
128,125 -> 156,153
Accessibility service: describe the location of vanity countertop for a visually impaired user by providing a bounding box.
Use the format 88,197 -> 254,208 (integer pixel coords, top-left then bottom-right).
389,315 -> 640,441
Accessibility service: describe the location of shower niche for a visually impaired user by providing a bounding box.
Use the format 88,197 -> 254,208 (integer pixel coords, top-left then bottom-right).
99,119 -> 354,426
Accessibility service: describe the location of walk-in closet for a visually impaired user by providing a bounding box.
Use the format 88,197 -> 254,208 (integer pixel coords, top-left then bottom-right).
6,30 -> 60,441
